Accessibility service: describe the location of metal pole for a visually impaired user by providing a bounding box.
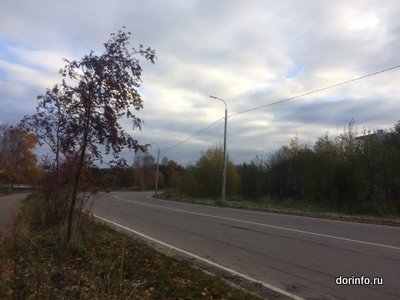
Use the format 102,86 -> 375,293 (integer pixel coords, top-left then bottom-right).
155,146 -> 160,195
209,95 -> 228,203
149,142 -> 161,196
222,107 -> 227,202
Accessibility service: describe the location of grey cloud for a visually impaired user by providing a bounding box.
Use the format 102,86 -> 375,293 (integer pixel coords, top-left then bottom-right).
1,0 -> 399,164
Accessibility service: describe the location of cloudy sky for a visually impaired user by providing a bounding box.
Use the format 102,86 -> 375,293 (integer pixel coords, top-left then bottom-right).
1,0 -> 399,165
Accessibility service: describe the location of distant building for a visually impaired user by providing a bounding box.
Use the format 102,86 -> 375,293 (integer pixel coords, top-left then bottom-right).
356,129 -> 387,142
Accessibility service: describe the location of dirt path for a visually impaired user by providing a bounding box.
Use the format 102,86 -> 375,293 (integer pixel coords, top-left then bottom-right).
0,193 -> 29,230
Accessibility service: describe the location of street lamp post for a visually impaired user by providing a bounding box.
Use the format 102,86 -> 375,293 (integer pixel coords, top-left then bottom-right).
150,143 -> 160,196
155,146 -> 160,195
209,95 -> 227,203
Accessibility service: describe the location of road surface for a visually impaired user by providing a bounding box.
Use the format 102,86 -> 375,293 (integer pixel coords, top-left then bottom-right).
91,191 -> 400,300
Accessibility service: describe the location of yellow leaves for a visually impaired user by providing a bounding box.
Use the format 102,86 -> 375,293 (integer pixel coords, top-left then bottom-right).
0,126 -> 40,186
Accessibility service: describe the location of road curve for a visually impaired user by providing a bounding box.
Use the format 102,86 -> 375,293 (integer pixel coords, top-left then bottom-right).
91,191 -> 400,300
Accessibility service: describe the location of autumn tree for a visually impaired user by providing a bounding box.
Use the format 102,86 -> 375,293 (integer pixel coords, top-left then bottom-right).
22,28 -> 156,241
243,120 -> 400,214
167,121 -> 400,214
131,152 -> 165,190
168,146 -> 238,199
20,84 -> 75,216
0,125 -> 39,191
237,162 -> 261,200
159,157 -> 184,185
197,145 -> 239,198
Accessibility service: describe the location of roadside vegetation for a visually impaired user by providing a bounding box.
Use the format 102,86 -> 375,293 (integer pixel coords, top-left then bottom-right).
0,194 -> 260,299
157,191 -> 400,226
155,120 -> 400,220
0,186 -> 7,197
0,124 -> 41,193
102,120 -> 400,223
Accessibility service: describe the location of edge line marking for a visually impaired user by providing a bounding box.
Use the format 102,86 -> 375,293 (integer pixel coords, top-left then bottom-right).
93,213 -> 304,300
113,195 -> 400,251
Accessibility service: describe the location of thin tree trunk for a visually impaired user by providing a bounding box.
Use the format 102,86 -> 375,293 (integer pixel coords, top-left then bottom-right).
54,139 -> 60,217
66,114 -> 90,242
66,144 -> 86,242
54,112 -> 61,217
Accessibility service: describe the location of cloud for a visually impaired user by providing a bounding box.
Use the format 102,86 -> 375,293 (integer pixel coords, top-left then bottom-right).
0,0 -> 399,165
7,46 -> 69,72
0,59 -> 58,88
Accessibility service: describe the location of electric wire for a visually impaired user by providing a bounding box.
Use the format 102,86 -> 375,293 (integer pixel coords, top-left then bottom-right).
162,64 -> 400,153
230,64 -> 400,117
162,117 -> 224,152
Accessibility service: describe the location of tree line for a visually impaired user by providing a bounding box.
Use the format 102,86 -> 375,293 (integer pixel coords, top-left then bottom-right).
92,153 -> 183,191
83,120 -> 399,216
168,121 -> 400,215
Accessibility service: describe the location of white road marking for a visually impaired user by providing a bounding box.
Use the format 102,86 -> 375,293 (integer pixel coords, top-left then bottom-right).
113,194 -> 400,251
93,213 -> 305,300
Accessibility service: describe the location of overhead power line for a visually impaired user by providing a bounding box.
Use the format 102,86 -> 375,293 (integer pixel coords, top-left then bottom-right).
163,64 -> 400,153
230,64 -> 400,117
163,117 -> 224,152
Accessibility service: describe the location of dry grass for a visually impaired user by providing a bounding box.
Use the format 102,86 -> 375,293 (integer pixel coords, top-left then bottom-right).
0,195 -> 261,299
157,191 -> 400,227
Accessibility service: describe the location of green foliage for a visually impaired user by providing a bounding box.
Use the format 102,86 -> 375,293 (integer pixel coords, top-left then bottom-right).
237,162 -> 260,200
240,121 -> 400,214
173,121 -> 400,216
159,158 -> 184,185
176,166 -> 200,196
195,145 -> 239,197
169,145 -> 239,199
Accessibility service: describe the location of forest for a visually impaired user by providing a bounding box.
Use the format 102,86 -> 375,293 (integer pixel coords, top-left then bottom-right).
2,120 -> 399,216
167,120 -> 400,215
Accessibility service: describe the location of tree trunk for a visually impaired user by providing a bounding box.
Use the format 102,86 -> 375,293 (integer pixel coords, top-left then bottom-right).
66,144 -> 86,242
66,114 -> 90,242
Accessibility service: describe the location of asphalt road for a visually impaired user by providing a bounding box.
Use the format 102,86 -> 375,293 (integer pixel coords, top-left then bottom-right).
91,191 -> 400,300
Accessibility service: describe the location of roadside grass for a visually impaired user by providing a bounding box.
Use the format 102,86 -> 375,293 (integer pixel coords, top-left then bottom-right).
0,194 -> 261,299
0,187 -> 8,197
157,191 -> 400,226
